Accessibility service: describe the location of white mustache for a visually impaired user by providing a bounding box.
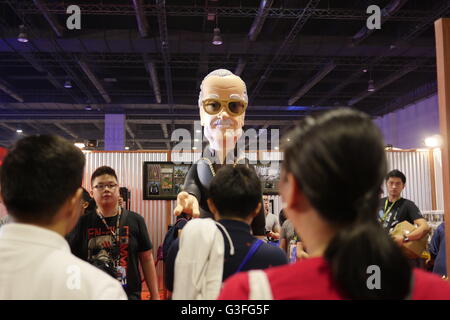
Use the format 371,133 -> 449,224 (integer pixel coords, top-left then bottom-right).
213,119 -> 234,127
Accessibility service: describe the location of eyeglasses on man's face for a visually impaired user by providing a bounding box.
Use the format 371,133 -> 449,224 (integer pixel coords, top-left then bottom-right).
93,183 -> 118,191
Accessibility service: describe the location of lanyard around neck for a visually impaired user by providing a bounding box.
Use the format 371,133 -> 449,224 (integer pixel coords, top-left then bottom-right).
381,198 -> 398,222
97,206 -> 122,238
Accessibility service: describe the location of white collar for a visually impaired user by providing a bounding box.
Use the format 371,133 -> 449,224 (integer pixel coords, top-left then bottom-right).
0,223 -> 70,252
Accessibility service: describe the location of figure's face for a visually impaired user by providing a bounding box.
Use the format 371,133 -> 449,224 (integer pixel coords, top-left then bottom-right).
199,75 -> 247,151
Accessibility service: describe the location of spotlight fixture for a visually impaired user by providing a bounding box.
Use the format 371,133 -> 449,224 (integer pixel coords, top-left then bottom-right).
17,25 -> 28,43
424,135 -> 442,148
367,79 -> 375,92
64,80 -> 72,89
85,105 -> 92,111
212,27 -> 223,45
125,146 -> 130,150
16,129 -> 23,134
74,142 -> 86,149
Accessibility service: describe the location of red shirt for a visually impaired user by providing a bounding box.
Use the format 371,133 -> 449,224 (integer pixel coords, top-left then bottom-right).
218,257 -> 450,300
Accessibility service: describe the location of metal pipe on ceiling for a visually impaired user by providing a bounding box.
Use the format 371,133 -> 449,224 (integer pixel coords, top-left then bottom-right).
78,58 -> 112,104
132,0 -> 149,37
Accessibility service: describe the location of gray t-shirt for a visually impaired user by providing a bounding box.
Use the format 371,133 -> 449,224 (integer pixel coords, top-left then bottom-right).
280,220 -> 300,242
265,213 -> 280,233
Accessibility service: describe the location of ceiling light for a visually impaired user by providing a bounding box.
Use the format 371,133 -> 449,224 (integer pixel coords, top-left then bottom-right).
16,129 -> 23,133
194,138 -> 199,142
64,80 -> 72,89
125,146 -> 130,150
425,135 -> 442,148
74,142 -> 86,149
362,68 -> 368,73
196,129 -> 201,133
274,146 -> 279,150
212,28 -> 223,45
85,105 -> 92,111
17,25 -> 28,43
192,146 -> 198,150
367,79 -> 375,92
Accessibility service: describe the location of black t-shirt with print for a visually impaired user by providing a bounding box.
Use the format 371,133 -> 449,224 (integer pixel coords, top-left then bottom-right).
378,197 -> 424,232
67,209 -> 152,300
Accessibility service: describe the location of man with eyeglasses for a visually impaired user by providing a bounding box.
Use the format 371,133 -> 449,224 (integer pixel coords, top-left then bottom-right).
68,166 -> 160,300
173,69 -> 266,238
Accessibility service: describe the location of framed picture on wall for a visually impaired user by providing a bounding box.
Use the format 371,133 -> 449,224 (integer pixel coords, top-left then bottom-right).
143,162 -> 191,200
254,162 -> 281,195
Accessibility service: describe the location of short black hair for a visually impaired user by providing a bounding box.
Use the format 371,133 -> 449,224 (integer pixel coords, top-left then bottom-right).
81,187 -> 91,202
386,169 -> 406,184
0,135 -> 85,224
208,165 -> 262,219
91,166 -> 118,185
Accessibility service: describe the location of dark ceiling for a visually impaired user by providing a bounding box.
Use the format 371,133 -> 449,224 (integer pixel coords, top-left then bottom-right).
0,0 -> 449,149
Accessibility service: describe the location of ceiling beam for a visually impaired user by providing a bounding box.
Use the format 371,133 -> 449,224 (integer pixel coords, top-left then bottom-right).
0,118 -> 298,126
156,0 -> 174,108
314,1 -> 450,106
143,55 -> 162,103
351,0 -> 409,46
347,62 -> 419,106
16,4 -> 428,21
78,58 -> 112,103
0,80 -> 24,103
125,123 -> 143,149
0,123 -> 18,132
234,57 -> 247,77
288,61 -> 336,105
54,123 -> 78,139
248,0 -> 274,41
33,0 -> 64,37
132,0 -> 149,37
250,0 -> 321,101
161,123 -> 169,138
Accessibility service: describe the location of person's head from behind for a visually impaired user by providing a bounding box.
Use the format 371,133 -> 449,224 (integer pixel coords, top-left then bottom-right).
385,169 -> 406,200
81,188 -> 95,215
207,165 -> 262,224
280,108 -> 411,300
90,166 -> 119,209
0,135 -> 85,234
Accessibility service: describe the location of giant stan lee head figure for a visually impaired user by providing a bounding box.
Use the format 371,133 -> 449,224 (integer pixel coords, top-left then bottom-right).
198,69 -> 248,155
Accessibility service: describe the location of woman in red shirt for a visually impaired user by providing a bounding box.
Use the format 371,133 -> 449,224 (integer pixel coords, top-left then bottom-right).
219,108 -> 450,300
